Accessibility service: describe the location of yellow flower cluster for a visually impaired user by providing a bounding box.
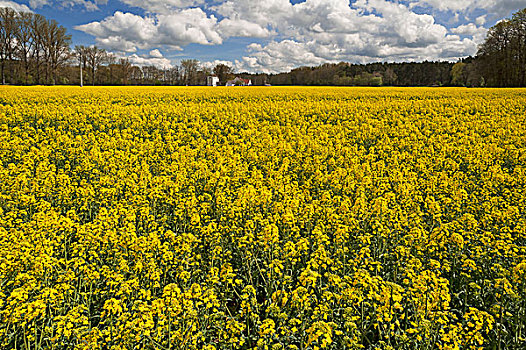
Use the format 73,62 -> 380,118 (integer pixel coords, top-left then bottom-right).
0,86 -> 525,349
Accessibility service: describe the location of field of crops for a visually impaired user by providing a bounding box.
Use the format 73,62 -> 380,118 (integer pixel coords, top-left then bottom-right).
0,86 -> 525,349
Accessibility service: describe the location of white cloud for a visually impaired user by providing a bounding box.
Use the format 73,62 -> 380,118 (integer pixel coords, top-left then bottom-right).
355,0 -> 448,45
0,1 -> 32,12
76,6 -> 274,52
149,49 -> 163,58
235,40 -> 338,74
113,50 -> 173,69
76,12 -> 158,51
212,0 -> 292,29
450,23 -> 488,43
156,9 -> 223,46
97,36 -> 139,53
451,23 -> 485,35
126,53 -> 173,68
201,59 -> 235,70
75,9 -> 222,51
217,19 -> 272,38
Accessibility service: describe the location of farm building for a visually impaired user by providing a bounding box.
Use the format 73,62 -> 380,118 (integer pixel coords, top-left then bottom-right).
226,77 -> 252,86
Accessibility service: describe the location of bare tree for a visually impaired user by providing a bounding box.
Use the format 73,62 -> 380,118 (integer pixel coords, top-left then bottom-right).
129,65 -> 143,84
30,14 -> 47,84
181,59 -> 199,85
166,65 -> 181,85
84,46 -> 107,85
197,66 -> 211,85
213,63 -> 234,85
118,58 -> 131,85
46,19 -> 71,85
0,7 -> 17,84
106,52 -> 116,84
15,11 -> 34,84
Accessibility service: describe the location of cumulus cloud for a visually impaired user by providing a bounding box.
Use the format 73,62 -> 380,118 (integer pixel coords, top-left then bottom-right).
476,15 -> 486,25
75,9 -> 222,51
201,59 -> 235,70
126,53 -> 173,68
113,50 -> 173,69
450,23 -> 486,36
156,9 -> 222,46
235,40 -> 339,74
76,5 -> 273,52
149,49 -> 163,58
0,0 -> 32,12
212,0 -> 292,29
217,19 -> 272,38
450,23 -> 488,43
76,12 -> 157,51
355,0 -> 448,45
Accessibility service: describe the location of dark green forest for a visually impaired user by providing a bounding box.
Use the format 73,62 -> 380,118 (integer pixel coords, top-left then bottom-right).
264,61 -> 456,87
0,6 -> 525,87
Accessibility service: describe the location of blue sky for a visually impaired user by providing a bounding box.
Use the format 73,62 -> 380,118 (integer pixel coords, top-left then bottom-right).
3,0 -> 526,73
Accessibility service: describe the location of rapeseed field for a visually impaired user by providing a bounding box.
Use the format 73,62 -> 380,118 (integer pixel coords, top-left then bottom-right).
0,86 -> 525,349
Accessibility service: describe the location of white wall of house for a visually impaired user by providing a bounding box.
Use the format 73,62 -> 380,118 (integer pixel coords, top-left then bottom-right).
207,76 -> 220,86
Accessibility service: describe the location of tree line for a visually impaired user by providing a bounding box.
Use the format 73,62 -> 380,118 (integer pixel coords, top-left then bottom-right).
0,6 -> 525,87
0,8 -> 226,86
264,61 -> 454,87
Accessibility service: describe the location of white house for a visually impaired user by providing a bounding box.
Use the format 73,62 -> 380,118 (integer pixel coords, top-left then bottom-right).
226,77 -> 252,86
207,76 -> 220,86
